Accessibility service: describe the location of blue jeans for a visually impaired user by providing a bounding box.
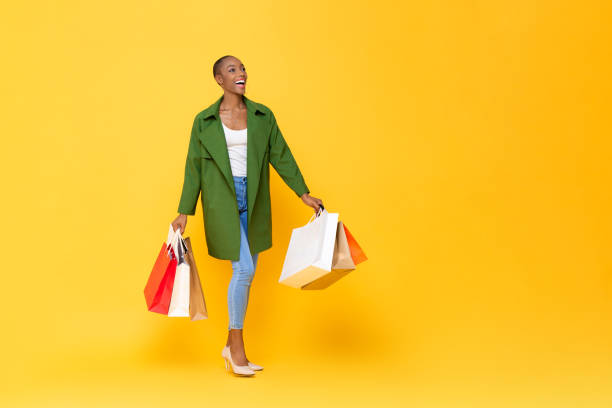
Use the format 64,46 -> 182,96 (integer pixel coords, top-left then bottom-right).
228,176 -> 259,330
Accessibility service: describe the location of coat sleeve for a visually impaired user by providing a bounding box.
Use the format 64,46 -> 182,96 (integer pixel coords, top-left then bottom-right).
268,110 -> 310,197
177,115 -> 202,215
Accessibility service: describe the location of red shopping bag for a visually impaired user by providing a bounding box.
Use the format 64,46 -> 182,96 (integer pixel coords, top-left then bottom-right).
144,243 -> 178,315
343,223 -> 367,265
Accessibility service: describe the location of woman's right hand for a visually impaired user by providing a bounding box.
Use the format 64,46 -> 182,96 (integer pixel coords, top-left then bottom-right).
172,213 -> 188,235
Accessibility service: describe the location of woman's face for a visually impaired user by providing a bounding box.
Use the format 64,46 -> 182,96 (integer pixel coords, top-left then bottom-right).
216,57 -> 247,95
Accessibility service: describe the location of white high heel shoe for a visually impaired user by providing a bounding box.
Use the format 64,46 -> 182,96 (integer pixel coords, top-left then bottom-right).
221,346 -> 255,376
222,345 -> 264,371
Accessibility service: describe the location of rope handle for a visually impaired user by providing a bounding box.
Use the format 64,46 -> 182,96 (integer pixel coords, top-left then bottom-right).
166,225 -> 188,259
306,204 -> 326,225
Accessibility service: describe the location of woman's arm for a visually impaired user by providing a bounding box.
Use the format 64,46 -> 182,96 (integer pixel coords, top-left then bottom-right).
269,111 -> 323,212
172,116 -> 201,234
268,110 -> 310,197
177,115 -> 202,216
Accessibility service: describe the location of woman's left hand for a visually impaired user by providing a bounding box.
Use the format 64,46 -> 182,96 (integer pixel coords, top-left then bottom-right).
300,193 -> 323,213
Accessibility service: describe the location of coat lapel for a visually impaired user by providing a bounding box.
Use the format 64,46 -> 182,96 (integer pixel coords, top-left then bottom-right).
197,94 -> 267,227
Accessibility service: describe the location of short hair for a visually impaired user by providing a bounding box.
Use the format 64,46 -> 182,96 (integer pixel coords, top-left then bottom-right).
213,55 -> 234,77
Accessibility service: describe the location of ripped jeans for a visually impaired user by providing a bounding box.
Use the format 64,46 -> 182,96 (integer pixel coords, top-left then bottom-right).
228,176 -> 259,330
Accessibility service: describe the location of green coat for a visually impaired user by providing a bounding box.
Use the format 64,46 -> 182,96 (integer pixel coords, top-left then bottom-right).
177,94 -> 310,261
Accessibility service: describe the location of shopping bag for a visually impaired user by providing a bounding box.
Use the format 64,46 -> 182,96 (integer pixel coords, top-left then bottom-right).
167,228 -> 191,317
301,220 -> 356,290
343,223 -> 367,264
332,221 -> 357,270
184,237 -> 208,321
144,228 -> 178,314
279,207 -> 339,288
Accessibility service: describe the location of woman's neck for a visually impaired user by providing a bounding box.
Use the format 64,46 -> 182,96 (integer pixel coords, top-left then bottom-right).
220,93 -> 246,112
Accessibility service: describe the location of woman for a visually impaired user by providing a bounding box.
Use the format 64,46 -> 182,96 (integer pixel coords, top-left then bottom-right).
171,55 -> 323,376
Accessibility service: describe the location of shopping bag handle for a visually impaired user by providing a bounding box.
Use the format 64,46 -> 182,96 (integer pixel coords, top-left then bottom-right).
166,224 -> 187,257
167,224 -> 177,247
166,225 -> 179,256
306,204 -> 326,225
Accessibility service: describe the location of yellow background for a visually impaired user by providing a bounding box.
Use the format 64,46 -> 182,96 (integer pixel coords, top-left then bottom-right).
1,1 -> 611,406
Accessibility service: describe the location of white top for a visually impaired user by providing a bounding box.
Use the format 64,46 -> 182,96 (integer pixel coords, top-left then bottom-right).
221,121 -> 247,177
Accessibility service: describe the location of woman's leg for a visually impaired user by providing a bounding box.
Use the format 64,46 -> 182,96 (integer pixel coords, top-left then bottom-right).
227,210 -> 257,330
226,177 -> 259,365
244,209 -> 260,313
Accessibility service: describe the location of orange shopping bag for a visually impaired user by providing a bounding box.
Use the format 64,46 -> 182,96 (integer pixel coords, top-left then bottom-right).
144,232 -> 178,315
343,223 -> 367,264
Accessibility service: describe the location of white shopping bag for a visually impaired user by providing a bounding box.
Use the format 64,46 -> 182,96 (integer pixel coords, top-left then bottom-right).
167,225 -> 191,317
279,207 -> 339,288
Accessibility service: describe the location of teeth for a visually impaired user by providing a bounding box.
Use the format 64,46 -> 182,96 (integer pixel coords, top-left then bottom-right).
235,80 -> 245,84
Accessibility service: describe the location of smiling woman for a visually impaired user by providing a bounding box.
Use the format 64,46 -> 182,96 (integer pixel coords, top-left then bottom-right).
170,55 -> 324,377
213,55 -> 247,93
